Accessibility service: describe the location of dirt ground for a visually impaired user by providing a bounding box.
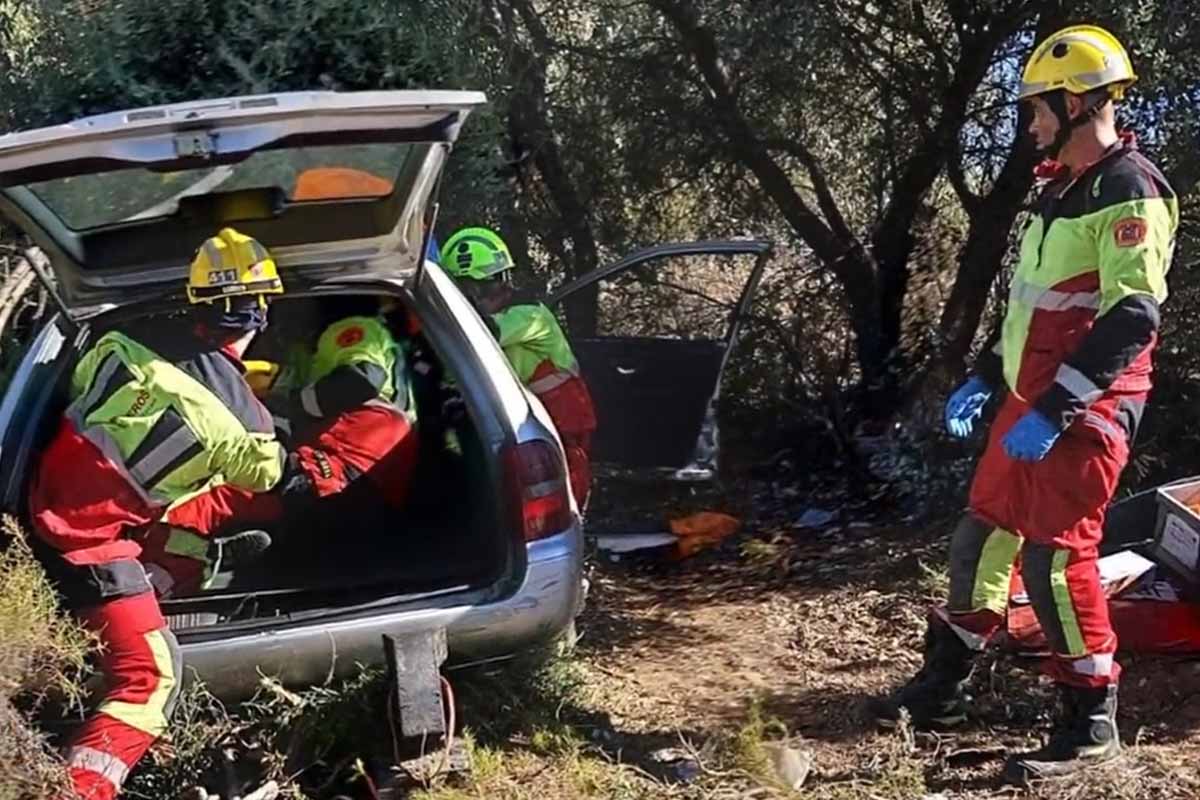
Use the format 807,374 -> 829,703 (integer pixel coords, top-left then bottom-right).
118,470 -> 1200,800
421,472 -> 1200,800
569,525 -> 1200,799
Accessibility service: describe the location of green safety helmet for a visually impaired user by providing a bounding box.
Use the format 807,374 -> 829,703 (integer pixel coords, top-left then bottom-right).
440,227 -> 515,281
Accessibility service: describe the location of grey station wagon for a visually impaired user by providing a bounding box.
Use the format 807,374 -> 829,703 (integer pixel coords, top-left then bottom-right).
0,91 -> 769,699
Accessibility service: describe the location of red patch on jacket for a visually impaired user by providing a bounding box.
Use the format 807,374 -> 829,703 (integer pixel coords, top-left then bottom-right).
1034,159 -> 1070,180
336,326 -> 365,347
1113,217 -> 1148,248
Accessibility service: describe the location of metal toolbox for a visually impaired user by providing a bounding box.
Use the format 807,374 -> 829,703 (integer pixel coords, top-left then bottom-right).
1152,478 -> 1200,585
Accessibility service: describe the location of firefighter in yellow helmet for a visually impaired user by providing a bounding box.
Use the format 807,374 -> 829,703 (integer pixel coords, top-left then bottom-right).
187,226 -> 285,310
1018,25 -> 1137,159
31,227 -> 287,800
870,26 -> 1178,784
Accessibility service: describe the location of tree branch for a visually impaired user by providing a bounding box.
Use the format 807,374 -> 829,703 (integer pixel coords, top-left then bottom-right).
762,136 -> 855,244
647,0 -> 860,276
934,7 -> 1068,371
946,137 -> 984,215
486,0 -> 605,332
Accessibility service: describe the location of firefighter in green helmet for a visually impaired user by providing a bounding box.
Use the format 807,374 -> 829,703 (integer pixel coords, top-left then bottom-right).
440,227 -> 597,507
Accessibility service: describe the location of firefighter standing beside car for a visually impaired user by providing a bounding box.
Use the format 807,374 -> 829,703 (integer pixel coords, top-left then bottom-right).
440,227 -> 597,507
869,26 -> 1177,783
29,228 -> 288,800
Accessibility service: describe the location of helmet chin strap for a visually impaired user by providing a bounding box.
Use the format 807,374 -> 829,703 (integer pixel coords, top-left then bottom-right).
1042,89 -> 1111,159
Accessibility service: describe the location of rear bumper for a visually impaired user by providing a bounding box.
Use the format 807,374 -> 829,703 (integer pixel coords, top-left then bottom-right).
178,523 -> 585,700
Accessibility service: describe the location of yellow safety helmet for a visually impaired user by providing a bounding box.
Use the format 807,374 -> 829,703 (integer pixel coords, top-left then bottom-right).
242,359 -> 282,398
1019,25 -> 1137,102
187,227 -> 284,307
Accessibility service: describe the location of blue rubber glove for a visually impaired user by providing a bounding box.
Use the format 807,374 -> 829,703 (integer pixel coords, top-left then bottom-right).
1002,410 -> 1062,462
944,375 -> 993,439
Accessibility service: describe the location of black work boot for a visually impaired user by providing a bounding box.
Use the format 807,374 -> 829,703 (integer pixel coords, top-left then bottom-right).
867,619 -> 976,730
206,529 -> 272,571
1003,683 -> 1120,784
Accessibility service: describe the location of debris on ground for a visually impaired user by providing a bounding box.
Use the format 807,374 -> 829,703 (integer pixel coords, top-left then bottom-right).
761,741 -> 814,790
647,746 -> 702,784
668,511 -> 740,559
794,507 -> 837,529
593,532 -> 678,556
592,511 -> 741,561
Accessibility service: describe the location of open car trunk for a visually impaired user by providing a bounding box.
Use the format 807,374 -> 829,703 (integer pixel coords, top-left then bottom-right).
5,290 -> 512,629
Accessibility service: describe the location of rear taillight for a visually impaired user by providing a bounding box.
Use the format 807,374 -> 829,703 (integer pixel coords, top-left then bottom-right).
504,441 -> 572,542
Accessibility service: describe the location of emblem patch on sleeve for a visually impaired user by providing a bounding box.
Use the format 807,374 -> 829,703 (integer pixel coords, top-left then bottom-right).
336,326 -> 365,348
1113,217 -> 1148,248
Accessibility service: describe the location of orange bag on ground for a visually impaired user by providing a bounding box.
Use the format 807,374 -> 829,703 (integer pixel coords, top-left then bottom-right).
668,512 -> 741,560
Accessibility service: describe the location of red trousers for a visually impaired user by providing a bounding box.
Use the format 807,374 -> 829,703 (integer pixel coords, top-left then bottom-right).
135,484 -> 285,597
532,367 -> 596,508
30,420 -> 157,566
31,423 -> 205,798
292,403 -> 419,509
939,392 -> 1137,687
32,417 -> 278,586
63,592 -> 179,800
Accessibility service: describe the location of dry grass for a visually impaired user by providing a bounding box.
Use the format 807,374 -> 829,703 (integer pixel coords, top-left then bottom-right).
0,516 -> 92,701
571,511 -> 1200,800
0,515 -> 94,800
100,506 -> 1200,798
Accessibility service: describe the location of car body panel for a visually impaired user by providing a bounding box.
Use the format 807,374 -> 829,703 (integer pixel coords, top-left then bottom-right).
178,526 -> 583,700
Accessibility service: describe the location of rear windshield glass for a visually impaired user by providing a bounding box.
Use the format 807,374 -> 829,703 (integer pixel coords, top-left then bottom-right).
25,142 -> 414,230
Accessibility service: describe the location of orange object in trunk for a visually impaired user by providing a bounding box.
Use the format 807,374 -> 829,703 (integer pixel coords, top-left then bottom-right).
292,167 -> 394,201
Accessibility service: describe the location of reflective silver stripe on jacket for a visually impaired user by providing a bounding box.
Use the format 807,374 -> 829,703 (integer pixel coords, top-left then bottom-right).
1055,364 -> 1103,404
67,353 -> 124,425
528,366 -> 578,395
1010,280 -> 1102,312
127,424 -> 201,488
300,385 -> 323,417
74,425 -> 157,505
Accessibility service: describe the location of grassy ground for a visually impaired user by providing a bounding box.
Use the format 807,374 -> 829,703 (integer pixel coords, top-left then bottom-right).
173,508 -> 1198,799
119,470 -> 1200,799
410,463 -> 1200,800
0,516 -> 92,800
23,474 -> 1200,799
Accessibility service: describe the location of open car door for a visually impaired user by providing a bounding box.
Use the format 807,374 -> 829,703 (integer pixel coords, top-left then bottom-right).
546,240 -> 771,480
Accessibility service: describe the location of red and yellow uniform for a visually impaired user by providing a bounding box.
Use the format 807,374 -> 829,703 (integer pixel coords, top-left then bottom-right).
944,134 -> 1177,687
494,303 -> 596,506
283,315 -> 419,511
440,226 -> 597,508
31,229 -> 284,800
